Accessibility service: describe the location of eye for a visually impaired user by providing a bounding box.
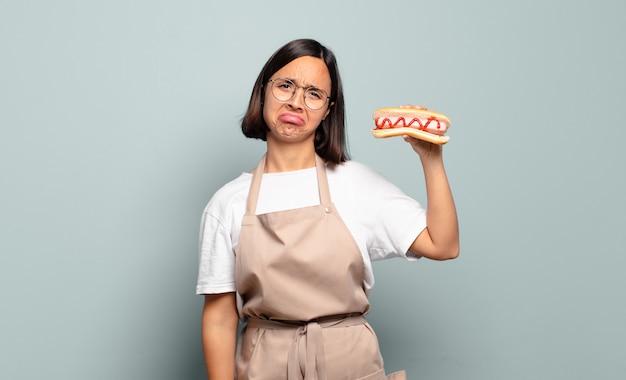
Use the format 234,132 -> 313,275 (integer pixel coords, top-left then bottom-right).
275,79 -> 294,91
307,88 -> 324,100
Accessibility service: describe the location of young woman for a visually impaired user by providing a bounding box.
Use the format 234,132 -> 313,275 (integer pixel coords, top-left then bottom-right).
197,38 -> 459,380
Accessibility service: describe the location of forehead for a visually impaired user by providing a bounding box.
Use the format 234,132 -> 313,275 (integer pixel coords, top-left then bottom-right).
272,56 -> 331,90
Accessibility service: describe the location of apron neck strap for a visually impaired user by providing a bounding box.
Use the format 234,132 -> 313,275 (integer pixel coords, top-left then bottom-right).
246,154 -> 331,215
314,154 -> 332,206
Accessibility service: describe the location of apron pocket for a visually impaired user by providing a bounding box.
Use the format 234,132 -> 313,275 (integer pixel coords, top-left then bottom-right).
385,370 -> 407,380
355,369 -> 407,380
356,368 -> 385,380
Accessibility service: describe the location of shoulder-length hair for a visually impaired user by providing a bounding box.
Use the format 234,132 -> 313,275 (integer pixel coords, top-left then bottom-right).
241,39 -> 348,164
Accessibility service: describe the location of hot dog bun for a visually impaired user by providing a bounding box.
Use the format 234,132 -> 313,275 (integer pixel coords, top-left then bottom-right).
372,105 -> 451,145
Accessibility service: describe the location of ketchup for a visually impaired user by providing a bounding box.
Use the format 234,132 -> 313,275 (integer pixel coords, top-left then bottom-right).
376,116 -> 442,131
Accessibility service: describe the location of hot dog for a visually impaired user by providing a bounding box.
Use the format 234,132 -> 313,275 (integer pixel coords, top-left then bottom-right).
372,105 -> 451,145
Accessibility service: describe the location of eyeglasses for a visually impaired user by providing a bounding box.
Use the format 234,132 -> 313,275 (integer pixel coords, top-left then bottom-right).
267,78 -> 330,110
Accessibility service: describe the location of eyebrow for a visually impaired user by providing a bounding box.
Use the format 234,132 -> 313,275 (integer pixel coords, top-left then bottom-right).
283,77 -> 324,90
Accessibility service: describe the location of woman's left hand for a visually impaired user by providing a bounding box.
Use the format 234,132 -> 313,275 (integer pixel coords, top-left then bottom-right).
402,135 -> 443,162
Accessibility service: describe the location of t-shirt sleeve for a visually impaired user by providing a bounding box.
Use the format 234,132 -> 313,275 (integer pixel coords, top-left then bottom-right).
195,211 -> 236,294
368,175 -> 427,261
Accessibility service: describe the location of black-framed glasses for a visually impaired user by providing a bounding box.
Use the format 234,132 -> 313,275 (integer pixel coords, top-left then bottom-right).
267,78 -> 330,110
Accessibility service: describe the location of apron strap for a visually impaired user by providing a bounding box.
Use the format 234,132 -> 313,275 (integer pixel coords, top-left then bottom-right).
248,315 -> 366,380
245,154 -> 266,216
315,154 -> 331,206
289,321 -> 327,380
245,154 -> 332,215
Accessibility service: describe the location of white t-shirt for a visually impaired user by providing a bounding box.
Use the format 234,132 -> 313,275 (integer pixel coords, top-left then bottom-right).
196,160 -> 427,298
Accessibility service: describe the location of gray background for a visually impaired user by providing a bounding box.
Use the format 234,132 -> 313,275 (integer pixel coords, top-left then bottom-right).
1,0 -> 624,379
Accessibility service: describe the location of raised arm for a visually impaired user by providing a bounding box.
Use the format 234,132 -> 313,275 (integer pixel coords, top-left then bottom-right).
405,136 -> 460,260
201,292 -> 238,379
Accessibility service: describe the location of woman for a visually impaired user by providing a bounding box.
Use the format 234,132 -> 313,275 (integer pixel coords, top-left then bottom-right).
197,38 -> 459,380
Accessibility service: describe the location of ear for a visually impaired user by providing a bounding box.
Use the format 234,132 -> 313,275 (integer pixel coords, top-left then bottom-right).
323,102 -> 334,120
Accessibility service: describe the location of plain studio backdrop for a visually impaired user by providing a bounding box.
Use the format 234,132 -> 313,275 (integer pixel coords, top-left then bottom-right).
1,1 -> 624,379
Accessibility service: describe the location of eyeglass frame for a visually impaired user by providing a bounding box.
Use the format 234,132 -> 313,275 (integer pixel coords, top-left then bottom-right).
266,78 -> 331,110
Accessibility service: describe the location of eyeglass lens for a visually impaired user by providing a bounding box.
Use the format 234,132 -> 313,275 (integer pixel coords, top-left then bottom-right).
270,79 -> 329,110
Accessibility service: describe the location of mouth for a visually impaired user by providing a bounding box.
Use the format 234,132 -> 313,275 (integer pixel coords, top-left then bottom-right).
277,113 -> 305,126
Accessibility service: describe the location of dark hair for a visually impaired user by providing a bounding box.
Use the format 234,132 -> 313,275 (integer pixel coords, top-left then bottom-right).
241,39 -> 348,164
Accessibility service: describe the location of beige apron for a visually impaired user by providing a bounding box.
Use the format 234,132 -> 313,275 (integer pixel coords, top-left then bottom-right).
235,155 -> 406,380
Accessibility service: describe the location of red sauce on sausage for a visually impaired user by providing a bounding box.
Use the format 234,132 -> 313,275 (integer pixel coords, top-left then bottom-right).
376,116 -> 442,131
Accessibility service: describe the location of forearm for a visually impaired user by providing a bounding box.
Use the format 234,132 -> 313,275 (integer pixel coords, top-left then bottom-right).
407,141 -> 459,260
203,326 -> 237,379
421,155 -> 459,257
202,293 -> 238,380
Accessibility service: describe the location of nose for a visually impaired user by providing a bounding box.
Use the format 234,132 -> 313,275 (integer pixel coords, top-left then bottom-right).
287,87 -> 305,109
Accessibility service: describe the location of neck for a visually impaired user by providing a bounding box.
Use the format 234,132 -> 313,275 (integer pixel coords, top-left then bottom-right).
265,141 -> 317,173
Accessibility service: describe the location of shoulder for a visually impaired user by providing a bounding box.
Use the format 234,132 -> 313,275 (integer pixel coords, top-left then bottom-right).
328,160 -> 385,180
327,160 -> 391,191
325,160 -> 395,205
203,172 -> 251,218
328,159 -> 417,202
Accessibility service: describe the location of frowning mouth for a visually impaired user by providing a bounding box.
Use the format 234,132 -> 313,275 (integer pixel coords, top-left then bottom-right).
278,113 -> 305,126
